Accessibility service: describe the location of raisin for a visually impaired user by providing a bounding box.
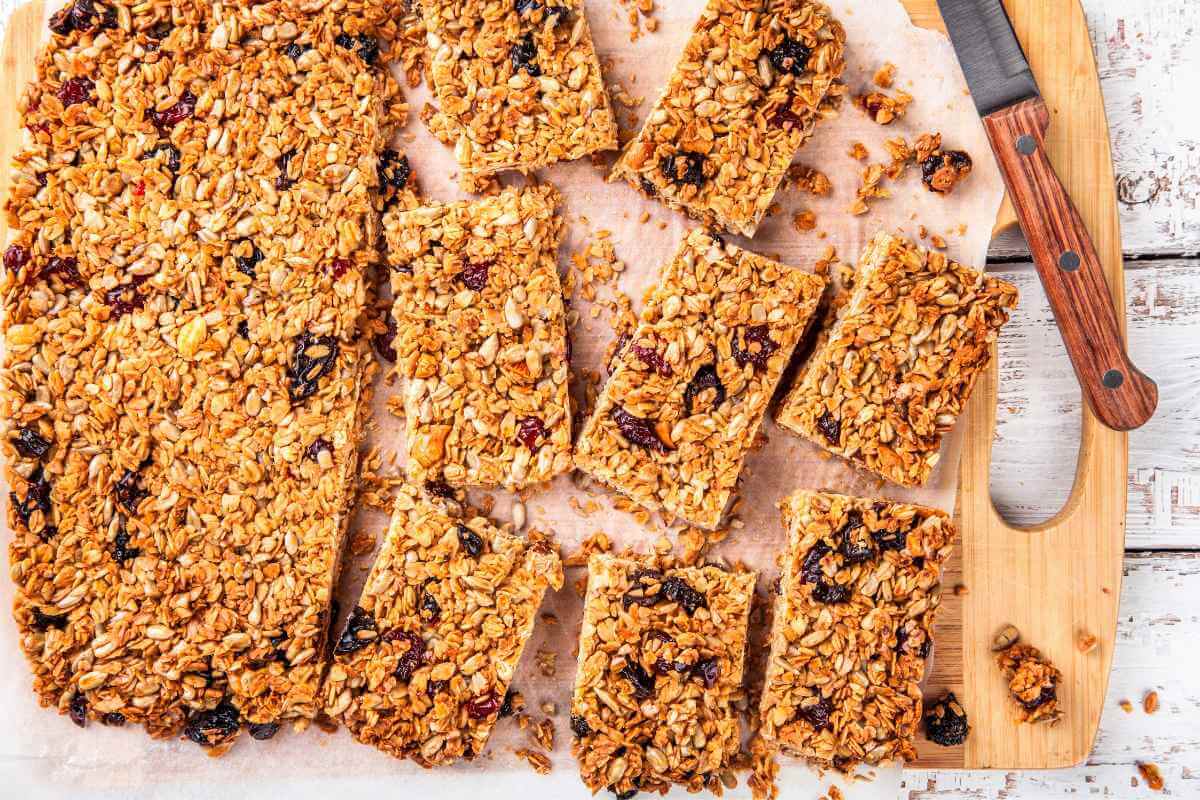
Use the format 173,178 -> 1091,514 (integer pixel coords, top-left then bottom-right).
4,244 -> 31,273
682,363 -> 725,416
837,510 -> 873,564
237,320 -> 250,339
653,657 -> 688,675
570,714 -> 591,738
921,150 -> 973,194
283,42 -> 309,60
425,480 -> 455,499
457,524 -> 485,558
419,582 -> 441,624
611,406 -> 670,453
50,0 -> 99,35
800,541 -> 830,584
49,7 -> 74,35
515,0 -> 568,19
638,177 -> 657,197
274,150 -> 297,191
516,416 -> 546,449
387,630 -> 425,681
11,466 -> 53,533
101,712 -> 126,726
184,700 -> 241,747
40,255 -> 83,287
1020,685 -> 1056,711
372,312 -> 398,363
111,528 -> 141,564
466,692 -> 502,720
912,555 -> 926,570
115,467 -> 148,513
141,142 -> 181,174
333,605 -> 378,655
768,36 -> 812,76
56,77 -> 93,107
303,437 -> 332,462
287,331 -> 338,402
510,33 -> 541,77
13,426 -> 52,459
247,722 -> 280,741
732,325 -> 780,370
30,606 -> 68,631
329,258 -> 353,279
234,240 -> 262,278
377,149 -> 411,191
768,97 -> 807,130
660,151 -> 706,189
427,680 -> 448,699
872,525 -> 907,552
149,90 -> 196,131
499,689 -> 516,717
690,657 -> 720,688
797,696 -> 833,731
661,576 -> 707,616
458,261 -> 491,291
345,33 -> 380,64
146,21 -> 172,42
614,790 -> 638,800
815,411 -> 841,446
69,692 -> 88,727
621,569 -> 665,610
103,274 -> 150,318
619,662 -> 656,699
924,692 -> 969,746
811,578 -> 851,604
629,344 -> 672,377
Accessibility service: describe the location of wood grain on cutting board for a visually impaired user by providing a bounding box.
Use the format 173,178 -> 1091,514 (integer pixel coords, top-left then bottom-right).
0,0 -> 1129,772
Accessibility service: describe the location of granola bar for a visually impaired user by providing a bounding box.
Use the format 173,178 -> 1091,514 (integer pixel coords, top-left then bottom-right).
3,0 -> 404,742
574,229 -> 825,529
776,233 -> 1018,487
384,186 -> 572,490
570,555 -> 755,796
995,643 -> 1064,725
610,0 -> 846,235
422,0 -> 618,180
324,483 -> 563,765
759,490 -> 956,769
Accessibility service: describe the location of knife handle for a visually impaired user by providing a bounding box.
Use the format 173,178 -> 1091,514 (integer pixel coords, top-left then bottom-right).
982,97 -> 1157,431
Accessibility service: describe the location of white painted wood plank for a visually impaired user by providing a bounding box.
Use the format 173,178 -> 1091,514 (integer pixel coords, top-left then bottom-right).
904,552 -> 1200,798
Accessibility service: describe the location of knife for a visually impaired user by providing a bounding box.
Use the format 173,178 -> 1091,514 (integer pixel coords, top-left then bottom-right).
936,0 -> 1158,431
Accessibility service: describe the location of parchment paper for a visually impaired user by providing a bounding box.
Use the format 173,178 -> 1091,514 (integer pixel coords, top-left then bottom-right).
0,0 -> 1004,796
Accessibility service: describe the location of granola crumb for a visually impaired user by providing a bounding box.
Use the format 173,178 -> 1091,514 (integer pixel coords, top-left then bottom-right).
873,62 -> 897,88
1119,699 -> 1134,713
535,648 -> 557,678
996,643 -> 1064,725
930,234 -> 948,249
953,583 -> 969,596
515,748 -> 553,775
848,141 -> 870,161
531,717 -> 556,751
1137,762 -> 1165,791
1143,690 -> 1159,714
1076,632 -> 1099,654
787,164 -> 833,196
828,786 -> 844,800
855,89 -> 913,125
793,209 -> 818,233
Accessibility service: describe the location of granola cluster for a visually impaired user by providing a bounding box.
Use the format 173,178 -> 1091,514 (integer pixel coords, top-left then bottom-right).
759,490 -> 956,769
610,0 -> 846,235
995,643 -> 1064,725
422,0 -> 618,180
1,0 -> 412,742
777,233 -> 1018,487
574,229 -> 826,529
384,186 -> 573,490
570,555 -> 754,796
324,483 -> 563,765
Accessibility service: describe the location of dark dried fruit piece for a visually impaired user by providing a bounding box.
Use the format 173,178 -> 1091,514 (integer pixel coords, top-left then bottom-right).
621,569 -> 665,610
732,325 -> 780,370
629,343 -> 672,377
466,692 -> 502,720
56,76 -> 94,106
638,177 -> 657,197
329,258 -> 353,279
516,416 -> 546,449
837,510 -> 873,564
510,33 -> 541,77
811,578 -> 851,604
690,657 -> 720,688
419,582 -> 441,624
49,6 -> 74,35
797,696 -> 833,731
653,657 -> 688,675
619,662 -> 656,699
924,692 -> 969,746
275,150 -> 297,190
303,437 -> 332,462
247,722 -> 280,741
41,255 -> 83,286
101,712 -> 126,726
661,576 -> 707,616
11,466 -> 53,533
237,320 -> 250,339
800,541 -> 830,584
660,151 -> 706,189
111,528 -> 140,564
377,149 -> 412,191
284,42 -> 309,60
142,141 -> 181,174
872,524 -> 907,552
768,36 -> 812,76
335,32 -> 379,64
69,692 -> 88,727
184,700 -> 241,747
611,406 -> 670,453
815,411 -> 841,446
288,331 -> 338,402
682,363 -> 726,416
31,606 -> 68,631
372,312 -> 398,363
387,629 -> 425,682
146,20 -> 172,43
149,90 -> 196,131
768,95 -> 807,129
4,244 -> 30,273
427,680 -> 449,699
234,239 -> 262,278
103,274 -> 150,318
13,426 -> 52,459
1020,685 -> 1056,712
424,480 -> 455,499
921,150 -> 973,194
457,524 -> 485,558
458,261 -> 491,291
115,467 -> 148,513
570,714 -> 591,738
499,689 -> 517,717
334,605 -> 378,655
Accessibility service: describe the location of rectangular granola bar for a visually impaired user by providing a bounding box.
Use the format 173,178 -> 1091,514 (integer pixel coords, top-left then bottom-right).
574,229 -> 825,528
776,232 -> 1019,487
385,186 -> 573,490
759,490 -> 956,769
3,1 -> 403,743
324,483 -> 562,764
610,0 -> 845,235
422,0 -> 618,180
570,555 -> 754,796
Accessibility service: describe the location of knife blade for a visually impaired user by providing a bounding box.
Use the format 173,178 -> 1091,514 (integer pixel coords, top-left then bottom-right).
936,0 -> 1158,431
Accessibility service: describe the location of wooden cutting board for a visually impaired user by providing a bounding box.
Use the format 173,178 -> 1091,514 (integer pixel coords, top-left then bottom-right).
0,0 -> 1126,773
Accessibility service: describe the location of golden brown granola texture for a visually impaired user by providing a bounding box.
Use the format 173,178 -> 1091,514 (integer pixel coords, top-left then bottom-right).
610,0 -> 846,235
759,490 -> 956,770
776,233 -> 1019,487
570,555 -> 755,796
324,483 -> 563,765
3,0 -> 406,744
996,643 -> 1064,725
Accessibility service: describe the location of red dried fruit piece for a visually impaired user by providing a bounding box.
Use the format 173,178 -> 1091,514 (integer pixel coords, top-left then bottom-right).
13,426 -> 52,459
69,692 -> 88,727
387,630 -> 425,682
103,274 -> 150,318
10,465 -> 53,534
329,258 -> 353,279
732,325 -> 780,370
769,95 -> 808,129
516,416 -> 546,449
800,541 -> 831,584
815,411 -> 841,446
372,313 -> 398,363
4,244 -> 30,273
690,657 -> 720,688
457,261 -> 491,291
837,510 -> 873,564
334,605 -> 378,655
149,90 -> 196,132
619,662 -> 656,699
41,255 -> 83,286
797,696 -> 833,731
611,406 -> 670,453
132,180 -> 145,197
56,76 -> 94,106
630,343 -> 672,377
303,437 -> 332,462
184,700 -> 240,748
466,692 -> 502,720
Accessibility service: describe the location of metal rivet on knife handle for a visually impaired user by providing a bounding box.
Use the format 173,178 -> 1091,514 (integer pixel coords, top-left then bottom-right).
1102,370 -> 1125,389
1058,251 -> 1081,271
1016,134 -> 1037,155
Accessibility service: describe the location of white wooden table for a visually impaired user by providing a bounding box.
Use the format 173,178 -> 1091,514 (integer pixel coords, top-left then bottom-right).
1,0 -> 1196,797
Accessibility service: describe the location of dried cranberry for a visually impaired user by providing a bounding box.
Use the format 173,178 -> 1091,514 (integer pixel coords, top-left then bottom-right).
682,363 -> 725,416
184,700 -> 241,748
98,711 -> 125,726
56,77 -> 93,107
630,344 -> 672,377
419,583 -> 441,624
288,331 -> 338,402
812,578 -> 851,604
466,692 -> 502,720
797,696 -> 833,731
732,325 -> 780,371
115,467 -> 148,513
425,480 -> 455,499
621,569 -> 665,610
372,313 -> 398,362
570,714 -> 591,738
660,151 -> 706,189
4,244 -> 30,273
103,274 -> 150,318
329,258 -> 353,279
815,411 -> 841,446
510,33 -> 541,76
141,142 -> 181,173
377,149 -> 411,191
837,510 -> 873,564
69,692 -> 88,727
30,606 -> 68,631
247,722 -> 280,741
387,630 -> 425,681
275,150 -> 297,190
768,36 -> 812,76
111,528 -> 140,564
924,692 -> 969,746
661,576 -> 707,616
690,657 -> 720,688
1020,685 -> 1057,712
800,541 -> 830,584
49,7 -> 74,35
149,90 -> 196,132
283,42 -> 309,60
516,416 -> 546,449
50,0 -> 99,35
335,32 -> 379,64
132,181 -> 146,197
427,680 -> 448,699
611,406 -> 670,453
458,261 -> 491,291
303,437 -> 332,462
11,466 -> 53,533
769,97 -> 807,129
457,524 -> 484,558
13,426 -> 52,459
334,605 -> 378,655
619,662 -> 656,699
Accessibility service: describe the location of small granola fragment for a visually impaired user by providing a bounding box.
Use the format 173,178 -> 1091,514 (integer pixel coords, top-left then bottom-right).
1143,690 -> 1159,714
855,89 -> 913,125
1138,762 -> 1165,792
872,62 -> 897,88
924,692 -> 970,746
515,748 -> 553,775
995,643 -> 1064,725
793,210 -> 817,233
787,164 -> 833,197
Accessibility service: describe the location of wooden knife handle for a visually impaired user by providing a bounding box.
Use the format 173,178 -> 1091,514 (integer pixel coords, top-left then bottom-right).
983,97 -> 1157,431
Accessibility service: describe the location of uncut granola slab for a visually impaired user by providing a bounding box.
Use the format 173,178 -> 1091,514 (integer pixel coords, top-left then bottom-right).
570,555 -> 754,796
574,229 -> 825,529
385,186 -> 572,490
776,233 -> 1019,487
2,0 -> 403,742
610,0 -> 845,235
759,490 -> 956,770
422,0 -> 618,181
324,483 -> 562,765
